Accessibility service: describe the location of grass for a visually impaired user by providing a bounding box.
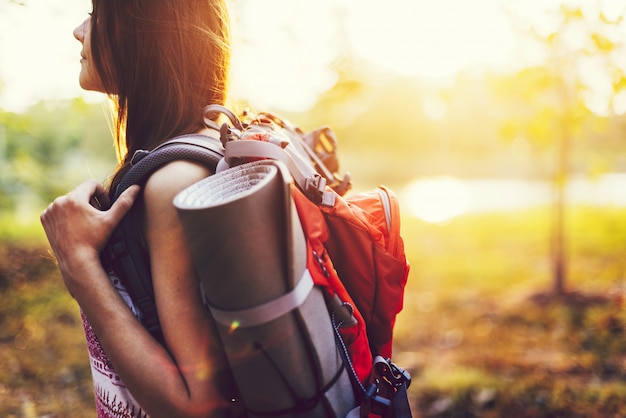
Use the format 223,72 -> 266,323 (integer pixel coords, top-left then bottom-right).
1,205 -> 625,417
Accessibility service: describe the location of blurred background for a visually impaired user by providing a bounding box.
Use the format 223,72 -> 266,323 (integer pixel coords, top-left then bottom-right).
1,0 -> 626,416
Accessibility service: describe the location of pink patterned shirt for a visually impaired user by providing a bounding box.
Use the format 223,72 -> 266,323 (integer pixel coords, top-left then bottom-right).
81,273 -> 149,418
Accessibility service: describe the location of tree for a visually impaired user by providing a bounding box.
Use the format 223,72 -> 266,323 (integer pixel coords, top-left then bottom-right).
500,3 -> 626,296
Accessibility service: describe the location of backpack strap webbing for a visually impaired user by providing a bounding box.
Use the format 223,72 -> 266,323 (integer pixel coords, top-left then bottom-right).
101,133 -> 224,342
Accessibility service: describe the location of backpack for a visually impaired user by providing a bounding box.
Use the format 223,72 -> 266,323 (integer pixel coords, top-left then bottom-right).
101,104 -> 412,418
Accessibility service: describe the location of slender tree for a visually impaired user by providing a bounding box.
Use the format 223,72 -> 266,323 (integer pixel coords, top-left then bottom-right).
500,3 -> 626,296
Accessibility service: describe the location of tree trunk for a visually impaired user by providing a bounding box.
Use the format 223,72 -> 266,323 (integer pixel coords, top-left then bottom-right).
551,125 -> 569,296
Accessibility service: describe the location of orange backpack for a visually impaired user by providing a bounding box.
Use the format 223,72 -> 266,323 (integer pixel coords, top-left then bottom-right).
102,105 -> 412,417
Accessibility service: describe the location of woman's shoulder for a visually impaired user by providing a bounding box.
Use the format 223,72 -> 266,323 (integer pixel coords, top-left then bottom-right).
143,159 -> 212,208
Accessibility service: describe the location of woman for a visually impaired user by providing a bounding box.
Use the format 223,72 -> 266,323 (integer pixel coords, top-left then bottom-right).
40,1 -> 240,417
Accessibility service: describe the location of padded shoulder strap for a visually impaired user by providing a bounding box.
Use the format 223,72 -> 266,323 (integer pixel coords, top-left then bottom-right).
102,132 -> 224,342
114,133 -> 224,198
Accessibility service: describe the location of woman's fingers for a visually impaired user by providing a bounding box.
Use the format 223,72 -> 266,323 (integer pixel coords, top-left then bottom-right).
40,182 -> 141,258
107,185 -> 141,227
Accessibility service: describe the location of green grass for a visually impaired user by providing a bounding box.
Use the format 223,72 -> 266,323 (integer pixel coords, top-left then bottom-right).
1,205 -> 626,417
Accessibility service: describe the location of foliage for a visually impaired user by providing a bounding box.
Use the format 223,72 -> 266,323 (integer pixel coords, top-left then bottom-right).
0,214 -> 46,245
0,98 -> 115,215
497,3 -> 626,150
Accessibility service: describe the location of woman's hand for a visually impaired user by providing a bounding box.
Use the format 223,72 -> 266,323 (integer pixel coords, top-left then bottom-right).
40,180 -> 140,287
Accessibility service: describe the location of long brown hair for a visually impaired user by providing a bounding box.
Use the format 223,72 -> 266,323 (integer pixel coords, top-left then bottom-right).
90,0 -> 231,194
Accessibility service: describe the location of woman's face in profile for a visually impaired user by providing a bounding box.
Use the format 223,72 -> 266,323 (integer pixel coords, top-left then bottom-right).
73,16 -> 105,92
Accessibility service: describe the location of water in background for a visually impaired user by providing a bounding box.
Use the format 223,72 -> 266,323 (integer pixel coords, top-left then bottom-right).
403,173 -> 626,223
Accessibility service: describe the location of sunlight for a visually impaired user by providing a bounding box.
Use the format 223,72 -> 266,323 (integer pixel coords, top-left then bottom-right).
343,0 -> 517,81
507,0 -> 626,116
229,0 -> 521,111
1,0 -> 624,112
229,0 -> 339,111
403,177 -> 470,224
0,0 -> 91,111
422,95 -> 448,120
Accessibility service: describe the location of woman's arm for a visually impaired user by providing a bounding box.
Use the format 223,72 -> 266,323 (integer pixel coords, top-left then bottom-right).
135,159 -> 236,416
41,163 -> 235,418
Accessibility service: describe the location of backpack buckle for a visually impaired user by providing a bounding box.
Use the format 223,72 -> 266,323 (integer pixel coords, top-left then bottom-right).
374,356 -> 411,390
131,149 -> 150,165
304,174 -> 326,204
304,174 -> 337,207
361,356 -> 412,417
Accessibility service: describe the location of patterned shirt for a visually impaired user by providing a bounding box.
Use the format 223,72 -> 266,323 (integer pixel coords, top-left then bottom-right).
81,273 -> 149,418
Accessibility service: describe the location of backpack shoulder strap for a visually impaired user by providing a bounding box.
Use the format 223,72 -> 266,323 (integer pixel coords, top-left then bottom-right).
102,133 -> 224,342
114,133 -> 224,198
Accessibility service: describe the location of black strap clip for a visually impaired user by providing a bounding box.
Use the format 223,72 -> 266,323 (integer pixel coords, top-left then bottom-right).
131,149 -> 150,165
361,356 -> 412,417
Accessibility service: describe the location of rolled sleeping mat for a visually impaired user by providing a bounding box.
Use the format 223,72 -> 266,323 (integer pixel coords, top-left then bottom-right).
173,160 -> 355,417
